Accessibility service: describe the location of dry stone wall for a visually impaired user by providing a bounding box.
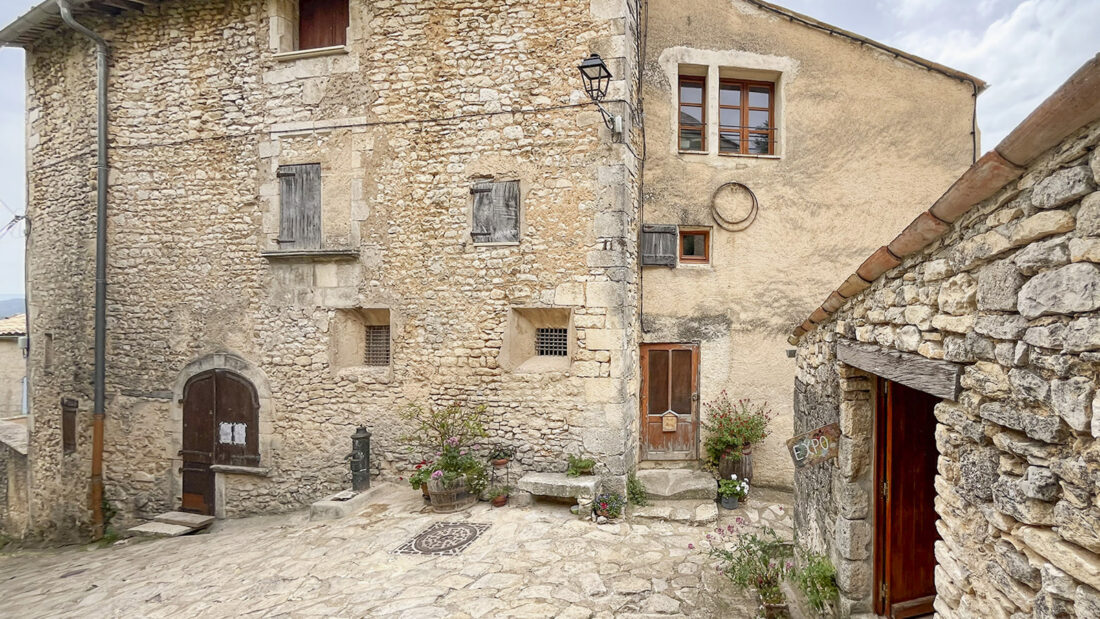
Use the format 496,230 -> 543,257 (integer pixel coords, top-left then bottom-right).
795,121 -> 1100,616
20,0 -> 641,539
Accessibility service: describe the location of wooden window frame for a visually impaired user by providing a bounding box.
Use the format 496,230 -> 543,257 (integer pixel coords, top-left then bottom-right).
678,75 -> 706,153
679,229 -> 710,264
718,79 -> 775,156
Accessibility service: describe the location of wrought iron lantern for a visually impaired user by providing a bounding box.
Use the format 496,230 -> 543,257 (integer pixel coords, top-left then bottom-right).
348,426 -> 371,492
577,53 -> 621,135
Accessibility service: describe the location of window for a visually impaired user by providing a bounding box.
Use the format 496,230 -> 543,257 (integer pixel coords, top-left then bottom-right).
61,397 -> 77,454
535,328 -> 569,357
678,76 -> 706,152
719,80 -> 774,155
299,0 -> 349,50
277,164 -> 322,250
641,224 -> 677,266
471,180 -> 520,244
364,325 -> 391,366
679,229 -> 710,263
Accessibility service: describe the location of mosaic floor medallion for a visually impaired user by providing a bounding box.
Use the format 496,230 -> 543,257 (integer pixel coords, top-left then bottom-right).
392,522 -> 491,557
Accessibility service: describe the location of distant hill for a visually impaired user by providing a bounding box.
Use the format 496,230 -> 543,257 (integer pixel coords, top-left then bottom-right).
0,297 -> 25,319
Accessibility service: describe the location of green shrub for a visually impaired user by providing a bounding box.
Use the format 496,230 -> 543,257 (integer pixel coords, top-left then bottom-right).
594,492 -> 625,519
794,547 -> 838,613
566,454 -> 596,477
627,474 -> 649,506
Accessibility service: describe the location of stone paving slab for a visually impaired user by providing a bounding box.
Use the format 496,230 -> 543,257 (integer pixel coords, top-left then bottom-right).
152,511 -> 215,529
0,483 -> 793,618
636,469 -> 716,501
126,522 -> 194,538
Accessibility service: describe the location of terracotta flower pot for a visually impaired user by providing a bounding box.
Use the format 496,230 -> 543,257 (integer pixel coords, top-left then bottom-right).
420,483 -> 430,500
491,495 -> 508,507
492,458 -> 509,467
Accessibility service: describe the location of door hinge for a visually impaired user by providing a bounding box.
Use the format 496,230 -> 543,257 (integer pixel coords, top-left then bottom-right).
881,480 -> 889,499
880,581 -> 888,600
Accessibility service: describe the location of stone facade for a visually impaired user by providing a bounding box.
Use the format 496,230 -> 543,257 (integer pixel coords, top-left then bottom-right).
795,118 -> 1100,615
16,0 -> 642,540
638,0 -> 977,487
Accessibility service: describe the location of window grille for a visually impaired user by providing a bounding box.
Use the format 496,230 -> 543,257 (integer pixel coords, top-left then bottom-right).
364,325 -> 391,366
535,328 -> 569,357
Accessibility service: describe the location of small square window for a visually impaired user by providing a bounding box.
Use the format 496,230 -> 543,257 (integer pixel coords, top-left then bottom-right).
535,328 -> 569,357
364,325 -> 391,366
680,230 -> 710,264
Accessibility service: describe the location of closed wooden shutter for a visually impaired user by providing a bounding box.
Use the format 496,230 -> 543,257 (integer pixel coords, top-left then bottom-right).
278,164 -> 322,250
471,180 -> 520,243
641,225 -> 677,266
299,0 -> 349,50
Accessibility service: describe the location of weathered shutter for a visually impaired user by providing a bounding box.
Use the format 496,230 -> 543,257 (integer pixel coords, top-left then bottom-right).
471,180 -> 520,243
299,0 -> 349,50
641,224 -> 677,266
278,164 -> 322,250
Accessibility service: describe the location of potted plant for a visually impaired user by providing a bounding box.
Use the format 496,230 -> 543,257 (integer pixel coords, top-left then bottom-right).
488,446 -> 514,467
593,492 -> 625,519
566,454 -> 596,477
426,437 -> 489,512
718,475 -> 749,510
701,393 -> 774,484
489,485 -> 510,507
408,461 -> 433,500
398,404 -> 490,512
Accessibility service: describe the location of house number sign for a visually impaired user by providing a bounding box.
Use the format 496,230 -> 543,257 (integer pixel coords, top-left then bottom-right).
786,423 -> 840,468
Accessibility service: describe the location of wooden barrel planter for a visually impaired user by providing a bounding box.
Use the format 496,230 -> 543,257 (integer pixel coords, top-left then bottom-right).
427,476 -> 476,513
718,445 -> 754,484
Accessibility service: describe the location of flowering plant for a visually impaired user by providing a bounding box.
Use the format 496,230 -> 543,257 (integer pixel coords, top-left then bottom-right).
692,523 -> 793,606
408,460 -> 433,490
429,440 -> 488,495
593,492 -> 626,519
718,475 -> 749,500
701,393 -> 774,467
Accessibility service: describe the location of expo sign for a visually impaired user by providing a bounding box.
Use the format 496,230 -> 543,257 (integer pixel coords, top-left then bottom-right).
786,423 -> 840,469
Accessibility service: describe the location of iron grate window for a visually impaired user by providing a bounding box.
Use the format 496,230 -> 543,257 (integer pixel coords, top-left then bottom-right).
364,325 -> 391,366
535,328 -> 569,357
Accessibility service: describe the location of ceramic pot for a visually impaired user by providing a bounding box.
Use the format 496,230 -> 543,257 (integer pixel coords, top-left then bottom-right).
491,495 -> 508,507
492,458 -> 509,467
720,495 -> 740,510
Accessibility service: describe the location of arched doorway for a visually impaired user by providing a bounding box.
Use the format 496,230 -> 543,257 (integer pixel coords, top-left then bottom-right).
181,370 -> 260,515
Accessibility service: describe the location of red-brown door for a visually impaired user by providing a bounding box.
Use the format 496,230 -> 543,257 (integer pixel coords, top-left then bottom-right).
181,370 -> 260,515
875,379 -> 940,617
640,343 -> 699,460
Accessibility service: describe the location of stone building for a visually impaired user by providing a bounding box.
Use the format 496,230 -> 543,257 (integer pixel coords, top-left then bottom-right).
790,56 -> 1100,617
0,313 -> 28,537
0,0 -> 979,540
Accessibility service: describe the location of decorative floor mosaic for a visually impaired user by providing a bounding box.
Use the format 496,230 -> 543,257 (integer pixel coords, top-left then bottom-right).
392,521 -> 491,557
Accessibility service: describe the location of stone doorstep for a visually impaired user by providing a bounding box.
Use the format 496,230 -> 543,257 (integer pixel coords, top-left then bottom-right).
126,522 -> 196,538
630,500 -> 719,526
309,484 -> 383,521
635,468 -> 717,501
153,511 -> 215,529
515,472 -> 599,501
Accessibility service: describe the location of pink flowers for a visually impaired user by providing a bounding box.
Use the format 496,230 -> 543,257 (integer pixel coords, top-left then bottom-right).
430,470 -> 443,479
688,543 -> 695,550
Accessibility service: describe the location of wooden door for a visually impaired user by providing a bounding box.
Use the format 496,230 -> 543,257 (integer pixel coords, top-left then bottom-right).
874,379 -> 940,618
640,343 -> 699,460
181,372 -> 216,515
213,372 -> 260,468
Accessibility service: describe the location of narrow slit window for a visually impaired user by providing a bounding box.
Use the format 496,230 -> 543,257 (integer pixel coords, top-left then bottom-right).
678,75 -> 706,152
679,230 -> 710,264
61,398 -> 77,454
719,79 -> 774,155
535,328 -> 569,357
364,325 -> 391,366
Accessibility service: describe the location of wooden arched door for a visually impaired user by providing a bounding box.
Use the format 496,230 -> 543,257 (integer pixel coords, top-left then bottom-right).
181,370 -> 260,515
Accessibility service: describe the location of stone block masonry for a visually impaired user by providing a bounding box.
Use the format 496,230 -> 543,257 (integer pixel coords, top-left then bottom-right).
18,0 -> 643,540
795,119 -> 1100,616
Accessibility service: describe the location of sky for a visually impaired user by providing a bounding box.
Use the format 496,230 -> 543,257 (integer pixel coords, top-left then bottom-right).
0,0 -> 1097,297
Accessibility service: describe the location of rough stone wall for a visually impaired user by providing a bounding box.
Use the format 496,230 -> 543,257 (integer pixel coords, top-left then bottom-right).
0,444 -> 29,538
795,121 -> 1100,616
21,0 -> 641,539
640,0 -> 976,488
0,339 -> 26,419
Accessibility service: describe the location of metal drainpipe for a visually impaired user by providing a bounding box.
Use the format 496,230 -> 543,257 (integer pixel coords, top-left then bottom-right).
57,0 -> 109,539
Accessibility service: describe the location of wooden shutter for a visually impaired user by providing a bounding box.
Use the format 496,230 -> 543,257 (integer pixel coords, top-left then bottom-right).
641,225 -> 677,266
299,0 -> 349,50
471,180 -> 520,243
278,164 -> 322,250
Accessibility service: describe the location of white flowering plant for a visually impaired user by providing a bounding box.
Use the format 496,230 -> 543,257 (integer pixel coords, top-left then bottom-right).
717,474 -> 749,500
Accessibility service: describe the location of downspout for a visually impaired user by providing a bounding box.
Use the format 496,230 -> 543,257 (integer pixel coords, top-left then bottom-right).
57,0 -> 109,539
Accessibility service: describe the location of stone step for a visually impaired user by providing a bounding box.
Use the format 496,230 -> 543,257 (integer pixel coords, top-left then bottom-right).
516,472 -> 598,500
153,511 -> 215,529
630,500 -> 718,526
635,468 -> 716,500
127,522 -> 195,538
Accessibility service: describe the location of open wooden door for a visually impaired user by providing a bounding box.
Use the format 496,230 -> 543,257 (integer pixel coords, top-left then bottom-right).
874,379 -> 940,617
640,343 -> 698,460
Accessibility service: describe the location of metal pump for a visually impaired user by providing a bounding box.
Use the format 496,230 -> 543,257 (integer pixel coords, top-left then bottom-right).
347,426 -> 372,491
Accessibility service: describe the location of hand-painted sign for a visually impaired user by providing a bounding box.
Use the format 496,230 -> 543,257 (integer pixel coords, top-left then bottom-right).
786,423 -> 840,468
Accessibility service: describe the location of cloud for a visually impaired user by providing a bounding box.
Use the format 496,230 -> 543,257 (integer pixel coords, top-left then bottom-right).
892,0 -> 1100,149
882,0 -> 946,20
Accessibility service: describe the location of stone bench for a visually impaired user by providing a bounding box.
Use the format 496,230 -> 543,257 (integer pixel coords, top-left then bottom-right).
515,472 -> 599,507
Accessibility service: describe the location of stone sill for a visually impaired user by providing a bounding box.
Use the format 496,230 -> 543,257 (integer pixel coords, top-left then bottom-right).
472,241 -> 521,248
210,465 -> 269,477
261,248 -> 359,261
336,366 -> 393,384
272,45 -> 349,62
515,356 -> 571,374
678,151 -> 782,160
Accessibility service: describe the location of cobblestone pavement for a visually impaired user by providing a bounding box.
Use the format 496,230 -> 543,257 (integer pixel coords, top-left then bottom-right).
0,485 -> 794,618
